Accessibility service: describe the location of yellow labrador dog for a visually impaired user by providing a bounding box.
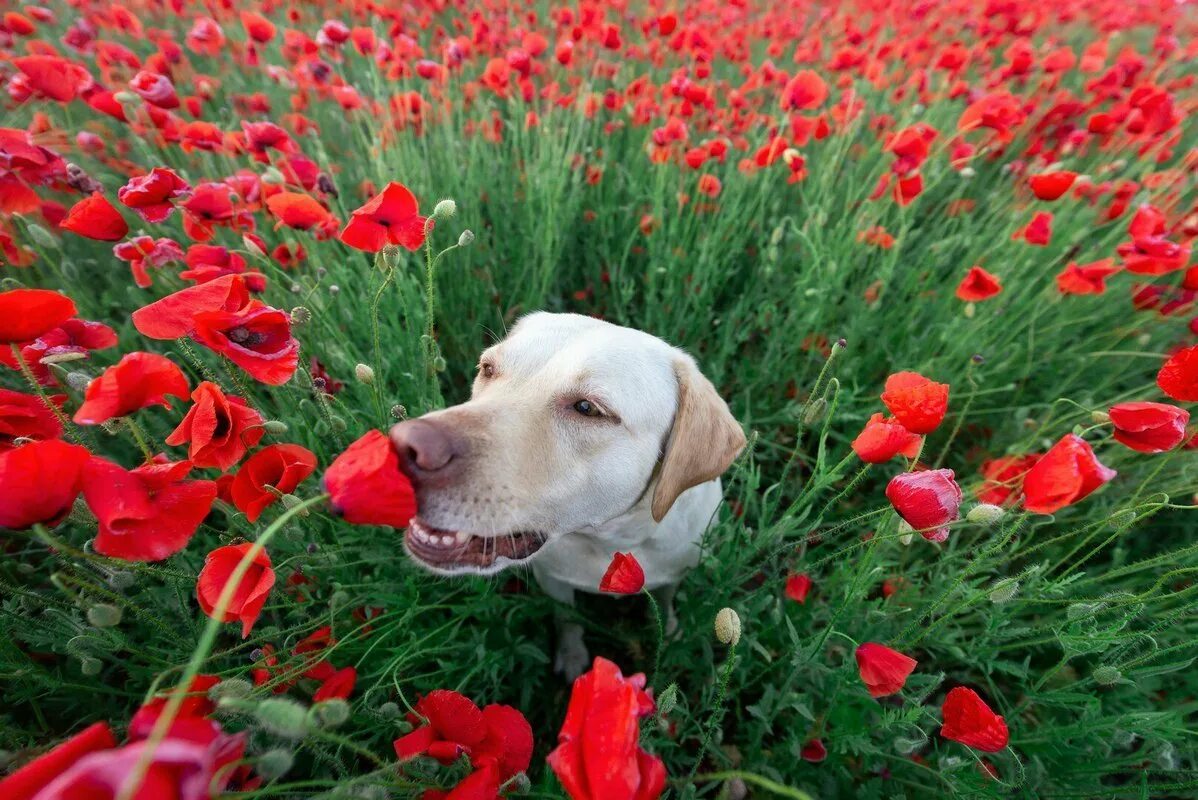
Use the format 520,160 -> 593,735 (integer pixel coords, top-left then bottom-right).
390,312 -> 745,676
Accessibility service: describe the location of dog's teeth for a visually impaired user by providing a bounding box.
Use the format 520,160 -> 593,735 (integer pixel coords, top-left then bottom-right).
415,528 -> 431,543
453,532 -> 469,545
438,535 -> 454,546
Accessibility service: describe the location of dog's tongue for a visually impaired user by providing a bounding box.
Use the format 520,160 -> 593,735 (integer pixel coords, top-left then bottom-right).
405,519 -> 545,569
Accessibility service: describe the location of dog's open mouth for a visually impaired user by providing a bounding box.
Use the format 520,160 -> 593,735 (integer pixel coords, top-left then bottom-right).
404,516 -> 547,571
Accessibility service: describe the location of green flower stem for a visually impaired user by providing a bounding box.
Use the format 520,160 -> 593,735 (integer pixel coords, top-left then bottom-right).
115,493 -> 329,800
123,417 -> 155,462
369,266 -> 395,427
683,770 -> 815,800
687,644 -> 737,782
643,589 -> 665,687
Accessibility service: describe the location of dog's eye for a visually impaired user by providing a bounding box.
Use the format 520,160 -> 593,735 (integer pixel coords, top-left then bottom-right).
479,362 -> 495,379
572,399 -> 602,417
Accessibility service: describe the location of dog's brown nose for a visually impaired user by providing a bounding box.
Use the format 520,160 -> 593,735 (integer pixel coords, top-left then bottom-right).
389,418 -> 465,485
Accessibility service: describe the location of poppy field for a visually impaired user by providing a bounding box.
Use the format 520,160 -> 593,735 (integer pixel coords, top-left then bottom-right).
3,0 -> 1198,798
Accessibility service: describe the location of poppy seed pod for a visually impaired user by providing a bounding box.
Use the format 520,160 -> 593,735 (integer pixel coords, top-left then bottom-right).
458,229 -> 475,247
433,198 -> 457,218
263,420 -> 289,435
290,306 -> 312,325
715,607 -> 741,645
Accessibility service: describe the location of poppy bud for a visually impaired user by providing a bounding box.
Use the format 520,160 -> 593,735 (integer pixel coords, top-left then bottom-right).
41,351 -> 87,366
963,302 -> 976,318
210,678 -> 253,701
25,222 -> 58,249
317,173 -> 338,197
1092,666 -> 1122,686
897,519 -> 915,546
714,607 -> 741,645
263,420 -> 289,435
328,284 -> 340,296
377,701 -> 401,719
508,773 -> 532,794
966,503 -> 1005,525
309,698 -> 350,728
66,372 -> 92,392
261,166 -> 285,185
255,698 -> 309,738
109,571 -> 135,590
433,355 -> 447,372
86,603 -> 122,628
433,198 -> 457,218
988,579 -> 1019,604
242,235 -> 268,258
656,683 -> 679,715
1090,410 -> 1111,424
290,307 -> 312,325
355,363 -> 375,384
80,656 -> 102,676
458,229 -> 475,247
802,397 -> 827,425
257,748 -> 294,780
113,90 -> 139,104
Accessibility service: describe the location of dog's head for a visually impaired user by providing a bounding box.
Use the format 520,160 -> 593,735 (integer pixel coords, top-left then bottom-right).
390,312 -> 745,576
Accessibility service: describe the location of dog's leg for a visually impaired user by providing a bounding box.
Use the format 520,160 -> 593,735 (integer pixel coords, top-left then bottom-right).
540,575 -> 590,680
650,583 -> 680,636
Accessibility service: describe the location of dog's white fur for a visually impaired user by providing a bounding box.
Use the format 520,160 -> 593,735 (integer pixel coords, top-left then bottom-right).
399,312 -> 745,674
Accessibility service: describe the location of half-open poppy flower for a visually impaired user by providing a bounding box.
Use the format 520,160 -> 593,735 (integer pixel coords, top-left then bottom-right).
196,542 -> 276,637
265,191 -> 337,231
851,413 -> 922,462
127,674 -> 220,742
1108,402 -> 1189,453
800,739 -> 827,762
230,444 -> 317,522
166,382 -> 264,471
117,168 -> 191,223
394,689 -> 533,783
12,55 -> 92,102
0,387 -> 63,451
547,657 -> 665,800
880,372 -> 950,434
1157,344 -> 1198,402
940,687 -> 1009,752
82,457 -> 217,561
191,302 -> 299,386
1028,170 -> 1077,201
599,552 -> 645,594
323,430 -> 416,527
1117,205 -> 1190,275
73,352 -> 189,425
955,266 -> 1002,301
785,573 -> 813,603
886,468 -> 962,542
976,454 -> 1040,505
1021,434 -> 1115,514
0,439 -> 91,530
314,666 -> 357,703
0,289 -> 76,344
132,274 -> 252,340
1056,258 -> 1121,295
0,721 -> 116,800
855,642 -> 917,698
338,181 -> 430,252
59,193 -> 128,241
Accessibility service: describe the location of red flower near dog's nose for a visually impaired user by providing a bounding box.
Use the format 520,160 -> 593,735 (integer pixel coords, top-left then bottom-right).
886,469 -> 962,542
231,444 -> 317,522
0,387 -> 63,451
82,457 -> 217,561
1021,434 -> 1115,514
166,382 -> 264,471
192,302 -> 300,386
73,352 -> 189,425
118,167 -> 191,223
599,552 -> 645,594
323,430 -> 417,527
0,439 -> 90,530
880,372 -> 949,434
548,656 -> 666,800
0,289 -> 76,343
1108,402 -> 1189,454
0,721 -> 115,800
1157,344 -> 1198,402
59,193 -> 128,241
1028,170 -> 1077,201
940,687 -> 1009,752
196,542 -> 276,637
851,413 -> 922,463
955,266 -> 1002,301
338,181 -> 430,252
855,642 -> 917,698
132,274 -> 252,340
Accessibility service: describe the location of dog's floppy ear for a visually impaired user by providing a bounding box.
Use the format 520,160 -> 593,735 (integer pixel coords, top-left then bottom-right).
651,357 -> 746,523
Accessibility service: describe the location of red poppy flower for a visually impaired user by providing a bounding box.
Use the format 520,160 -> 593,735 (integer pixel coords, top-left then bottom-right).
114,236 -> 185,288
976,454 -> 1040,505
1028,171 -> 1077,201
0,721 -> 115,800
127,674 -> 220,741
132,274 -> 252,340
191,302 -> 300,386
73,352 -> 189,425
886,468 -> 962,542
1,317 -> 119,387
940,687 -> 1009,752
1056,258 -> 1121,296
785,573 -> 812,603
196,542 -> 276,637
0,289 -> 76,343
1108,402 -> 1189,454
1117,205 -> 1190,276
240,10 -> 276,42
394,690 -> 533,782
599,552 -> 645,594
82,457 -> 217,561
338,181 -> 430,252
59,193 -> 128,241
800,739 -> 827,762
880,371 -> 950,434
855,643 -> 918,698
1021,434 -> 1116,514
129,69 -> 180,109
780,70 -> 828,111
0,387 -> 62,451
323,430 -> 417,527
0,439 -> 91,530
12,55 -> 92,102
265,192 -> 337,231
1013,211 -> 1052,246
851,413 -> 922,463
231,444 -> 317,522
547,657 -> 665,800
313,666 -> 357,703
166,382 -> 264,471
1157,344 -> 1198,402
955,266 -> 1002,301
117,168 -> 191,223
